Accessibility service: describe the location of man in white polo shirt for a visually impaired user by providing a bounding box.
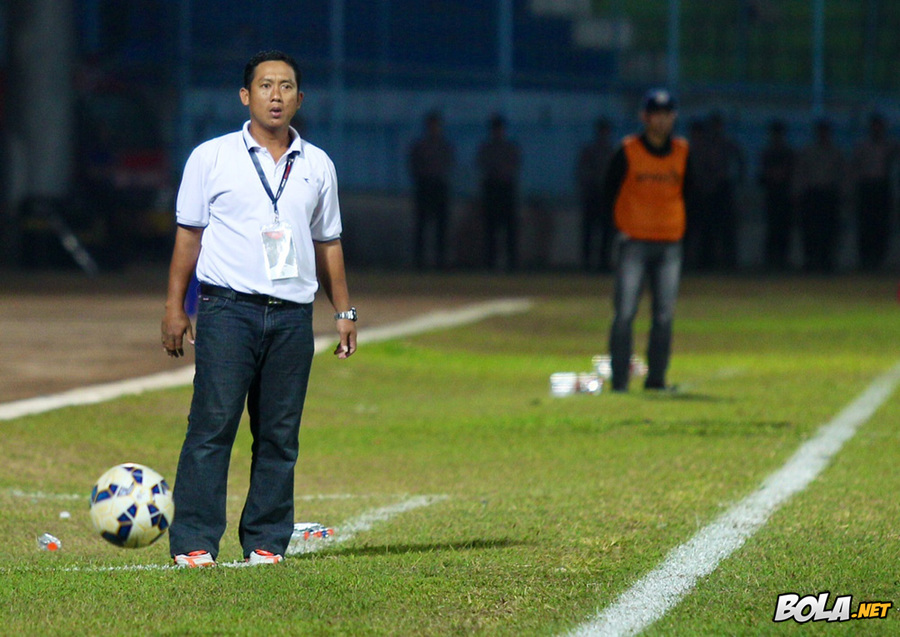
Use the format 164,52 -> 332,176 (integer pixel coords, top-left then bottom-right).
160,50 -> 357,567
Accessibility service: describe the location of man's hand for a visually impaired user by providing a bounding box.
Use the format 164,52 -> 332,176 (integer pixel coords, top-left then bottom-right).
315,238 -> 356,360
160,226 -> 203,359
333,319 -> 357,359
161,309 -> 195,358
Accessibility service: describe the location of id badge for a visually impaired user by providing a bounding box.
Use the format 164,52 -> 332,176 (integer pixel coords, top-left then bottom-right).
261,221 -> 299,280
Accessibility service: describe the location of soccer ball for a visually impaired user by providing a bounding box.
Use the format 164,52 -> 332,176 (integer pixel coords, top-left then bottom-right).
89,463 -> 175,549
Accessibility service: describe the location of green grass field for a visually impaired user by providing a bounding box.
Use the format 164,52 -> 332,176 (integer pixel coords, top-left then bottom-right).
1,274 -> 899,636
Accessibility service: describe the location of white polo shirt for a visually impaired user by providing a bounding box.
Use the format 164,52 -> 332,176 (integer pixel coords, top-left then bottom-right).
176,121 -> 342,304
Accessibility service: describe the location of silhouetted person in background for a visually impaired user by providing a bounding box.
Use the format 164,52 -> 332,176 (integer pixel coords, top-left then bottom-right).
702,112 -> 745,270
82,123 -> 127,268
684,117 -> 710,271
576,117 -> 615,271
477,114 -> 521,271
795,119 -> 844,273
408,111 -> 455,270
758,120 -> 795,271
851,113 -> 897,271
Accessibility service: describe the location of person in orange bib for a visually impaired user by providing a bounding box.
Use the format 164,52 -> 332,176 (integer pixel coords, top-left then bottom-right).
602,89 -> 693,392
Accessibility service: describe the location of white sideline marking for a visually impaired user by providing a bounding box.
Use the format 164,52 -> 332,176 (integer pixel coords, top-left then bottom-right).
2,489 -> 373,503
285,493 -> 449,556
55,494 -> 448,572
0,298 -> 532,422
349,299 -> 531,347
3,489 -> 86,501
567,360 -> 900,637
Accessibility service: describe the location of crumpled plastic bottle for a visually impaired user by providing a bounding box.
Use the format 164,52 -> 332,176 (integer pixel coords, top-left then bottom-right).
287,522 -> 334,555
37,533 -> 62,552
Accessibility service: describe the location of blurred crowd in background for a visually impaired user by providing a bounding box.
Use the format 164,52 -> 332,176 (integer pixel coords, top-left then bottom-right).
2,0 -> 900,273
407,108 -> 899,274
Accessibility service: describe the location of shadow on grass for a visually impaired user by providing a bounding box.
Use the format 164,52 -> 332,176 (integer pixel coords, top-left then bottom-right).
298,537 -> 527,559
618,418 -> 794,437
642,390 -> 733,402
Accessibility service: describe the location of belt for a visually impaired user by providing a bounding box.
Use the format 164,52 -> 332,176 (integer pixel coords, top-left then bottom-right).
199,283 -> 302,308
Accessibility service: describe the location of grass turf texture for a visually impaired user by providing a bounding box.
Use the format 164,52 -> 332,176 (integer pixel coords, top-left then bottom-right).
0,274 -> 898,636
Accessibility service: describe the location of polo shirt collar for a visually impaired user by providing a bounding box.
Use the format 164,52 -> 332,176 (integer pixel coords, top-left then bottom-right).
241,121 -> 305,158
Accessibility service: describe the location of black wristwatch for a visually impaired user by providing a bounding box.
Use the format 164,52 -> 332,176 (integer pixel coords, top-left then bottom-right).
334,307 -> 358,322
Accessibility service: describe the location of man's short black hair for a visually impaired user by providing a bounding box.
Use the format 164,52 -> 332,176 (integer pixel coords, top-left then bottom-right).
243,50 -> 301,89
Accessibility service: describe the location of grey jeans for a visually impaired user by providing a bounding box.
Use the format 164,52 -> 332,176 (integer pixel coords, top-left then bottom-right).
608,237 -> 682,390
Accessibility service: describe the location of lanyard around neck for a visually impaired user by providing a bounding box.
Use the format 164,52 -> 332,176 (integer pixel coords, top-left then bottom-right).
249,149 -> 298,219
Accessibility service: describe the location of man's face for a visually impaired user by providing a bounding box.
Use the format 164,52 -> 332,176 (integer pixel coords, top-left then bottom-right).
240,60 -> 303,132
641,109 -> 676,138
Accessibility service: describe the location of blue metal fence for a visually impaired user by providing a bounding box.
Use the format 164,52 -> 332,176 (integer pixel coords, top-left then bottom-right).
59,0 -> 900,268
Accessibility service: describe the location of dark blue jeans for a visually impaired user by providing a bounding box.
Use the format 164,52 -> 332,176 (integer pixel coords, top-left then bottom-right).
608,238 -> 682,390
169,294 -> 315,559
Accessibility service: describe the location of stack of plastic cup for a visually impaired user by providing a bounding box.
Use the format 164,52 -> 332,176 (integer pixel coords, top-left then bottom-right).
577,372 -> 602,394
550,372 -> 578,397
592,354 -> 647,379
630,355 -> 648,377
592,355 -> 612,379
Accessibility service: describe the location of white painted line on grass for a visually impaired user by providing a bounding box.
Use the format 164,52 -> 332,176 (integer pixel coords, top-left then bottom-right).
349,299 -> 532,348
3,489 -> 86,501
0,366 -> 196,422
0,298 -> 532,422
54,494 -> 448,572
2,489 -> 376,503
567,360 -> 900,637
286,493 -> 449,556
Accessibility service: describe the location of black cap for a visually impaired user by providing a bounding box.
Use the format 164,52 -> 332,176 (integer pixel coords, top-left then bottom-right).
642,88 -> 676,112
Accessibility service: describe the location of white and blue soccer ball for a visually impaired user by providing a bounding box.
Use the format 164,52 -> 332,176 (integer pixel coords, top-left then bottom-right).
89,463 -> 175,549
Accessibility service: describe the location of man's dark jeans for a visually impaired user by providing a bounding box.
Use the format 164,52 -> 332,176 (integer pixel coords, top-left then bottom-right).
169,293 -> 314,559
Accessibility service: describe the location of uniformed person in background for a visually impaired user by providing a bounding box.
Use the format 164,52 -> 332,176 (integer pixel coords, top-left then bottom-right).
794,119 -> 845,273
408,110 -> 455,270
477,114 -> 521,271
851,113 -> 897,271
576,117 -> 615,271
758,119 -> 795,271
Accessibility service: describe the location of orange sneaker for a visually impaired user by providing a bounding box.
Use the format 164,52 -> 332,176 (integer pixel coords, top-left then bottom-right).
246,549 -> 284,565
173,550 -> 216,568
